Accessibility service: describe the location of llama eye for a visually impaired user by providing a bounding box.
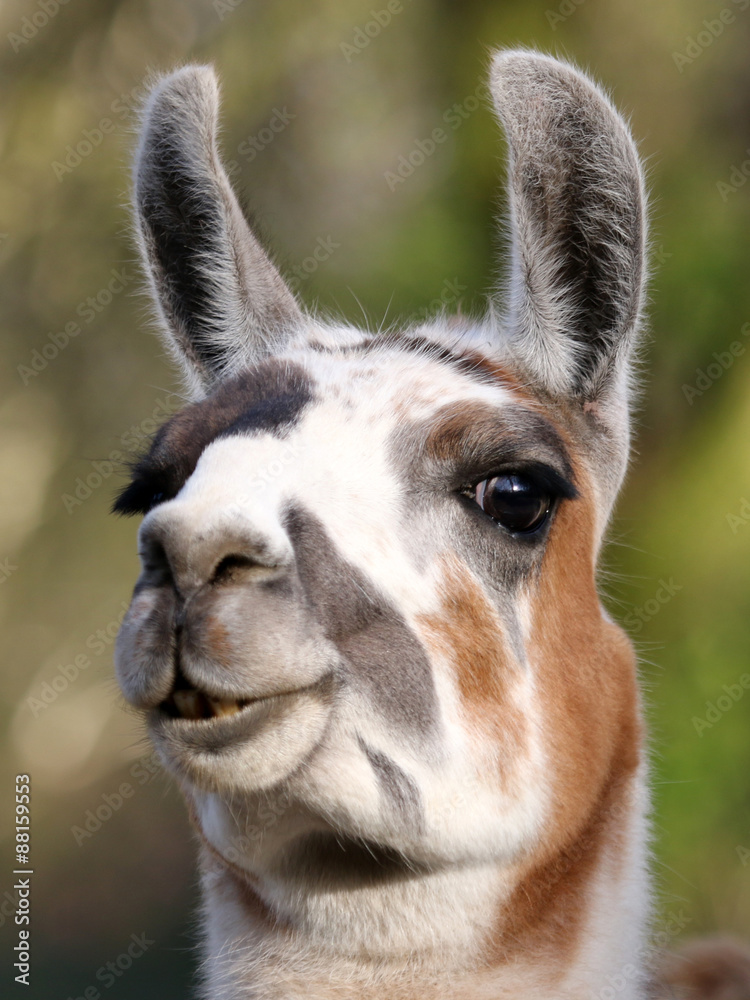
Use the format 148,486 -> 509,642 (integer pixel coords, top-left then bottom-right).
474,474 -> 552,533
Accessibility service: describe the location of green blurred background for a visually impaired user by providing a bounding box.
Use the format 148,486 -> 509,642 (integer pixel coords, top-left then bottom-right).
1,0 -> 748,995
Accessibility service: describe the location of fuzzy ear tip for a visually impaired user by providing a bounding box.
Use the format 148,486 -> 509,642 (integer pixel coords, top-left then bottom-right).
164,63 -> 218,90
143,63 -> 220,120
492,48 -> 551,73
133,63 -> 223,218
491,47 -> 548,68
490,48 -> 585,90
488,49 -> 625,140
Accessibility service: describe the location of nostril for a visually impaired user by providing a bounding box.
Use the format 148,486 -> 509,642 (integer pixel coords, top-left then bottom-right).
211,553 -> 259,585
138,512 -> 293,596
138,536 -> 173,586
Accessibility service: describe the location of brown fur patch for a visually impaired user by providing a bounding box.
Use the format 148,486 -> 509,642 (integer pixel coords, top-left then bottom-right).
425,403 -> 506,465
417,555 -> 526,766
423,400 -> 574,481
486,461 -> 641,970
199,612 -> 235,664
457,349 -> 527,396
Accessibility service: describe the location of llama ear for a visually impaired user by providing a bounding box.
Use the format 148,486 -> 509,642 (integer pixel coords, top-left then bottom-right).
490,51 -> 647,402
133,65 -> 303,395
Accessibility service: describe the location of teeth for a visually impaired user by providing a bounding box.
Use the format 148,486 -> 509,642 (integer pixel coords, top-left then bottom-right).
208,697 -> 242,718
171,688 -> 208,720
165,686 -> 247,721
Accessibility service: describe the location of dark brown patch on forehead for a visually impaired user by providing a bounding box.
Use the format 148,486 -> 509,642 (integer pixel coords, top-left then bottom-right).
113,360 -> 314,516
425,401 -> 575,483
284,505 -> 439,742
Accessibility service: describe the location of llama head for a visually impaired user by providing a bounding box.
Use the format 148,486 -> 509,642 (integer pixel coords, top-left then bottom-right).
114,51 -> 647,961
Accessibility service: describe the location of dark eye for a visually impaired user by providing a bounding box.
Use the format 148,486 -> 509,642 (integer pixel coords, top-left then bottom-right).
474,474 -> 552,533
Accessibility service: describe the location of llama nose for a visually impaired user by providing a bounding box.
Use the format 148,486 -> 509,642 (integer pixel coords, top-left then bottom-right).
137,505 -> 294,598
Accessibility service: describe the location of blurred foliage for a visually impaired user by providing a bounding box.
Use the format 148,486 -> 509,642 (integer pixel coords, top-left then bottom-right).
0,0 -> 748,994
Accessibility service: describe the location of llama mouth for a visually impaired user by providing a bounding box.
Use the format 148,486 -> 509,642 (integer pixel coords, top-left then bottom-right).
161,687 -> 253,721
160,668 -> 253,722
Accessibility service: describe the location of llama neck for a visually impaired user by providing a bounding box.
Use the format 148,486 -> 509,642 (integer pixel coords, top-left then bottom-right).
197,766 -> 650,1000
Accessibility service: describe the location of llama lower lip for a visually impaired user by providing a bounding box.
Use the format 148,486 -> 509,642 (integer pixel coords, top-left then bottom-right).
147,676 -> 335,794
150,673 -> 336,754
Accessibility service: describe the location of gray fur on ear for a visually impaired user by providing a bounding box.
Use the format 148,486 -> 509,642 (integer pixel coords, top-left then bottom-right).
490,50 -> 647,402
133,65 -> 302,396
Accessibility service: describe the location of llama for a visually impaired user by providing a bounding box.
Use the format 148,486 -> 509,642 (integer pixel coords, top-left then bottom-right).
112,50 -> 745,999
